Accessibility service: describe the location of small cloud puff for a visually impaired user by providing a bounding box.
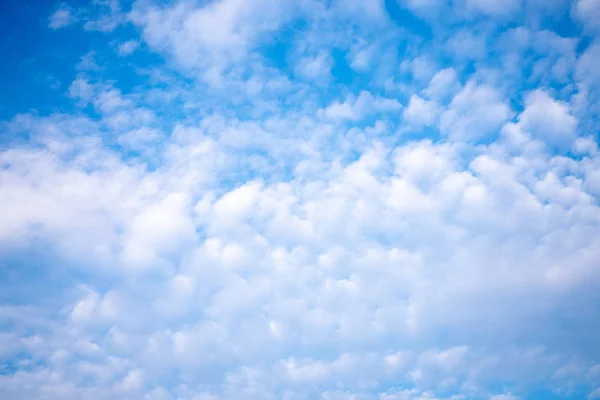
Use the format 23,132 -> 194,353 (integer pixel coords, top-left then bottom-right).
118,40 -> 139,56
48,5 -> 77,29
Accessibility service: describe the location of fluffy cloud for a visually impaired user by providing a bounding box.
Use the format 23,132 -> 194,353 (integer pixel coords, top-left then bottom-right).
118,40 -> 140,56
294,52 -> 333,82
2,0 -> 600,399
129,0 -> 299,80
403,95 -> 441,126
518,90 -> 578,148
48,5 -> 77,29
572,0 -> 600,32
439,80 -> 511,141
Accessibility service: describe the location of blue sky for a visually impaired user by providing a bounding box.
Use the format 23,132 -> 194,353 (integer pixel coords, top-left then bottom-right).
1,0 -> 600,399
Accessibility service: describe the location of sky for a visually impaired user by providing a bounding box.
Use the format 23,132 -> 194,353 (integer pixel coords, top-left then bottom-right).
0,0 -> 600,399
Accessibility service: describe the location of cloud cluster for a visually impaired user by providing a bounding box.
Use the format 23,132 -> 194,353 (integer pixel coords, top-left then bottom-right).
2,0 -> 600,399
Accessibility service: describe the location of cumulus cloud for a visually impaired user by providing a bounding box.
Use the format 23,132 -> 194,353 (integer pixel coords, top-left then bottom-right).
129,0 -> 299,80
518,90 -> 578,148
48,5 -> 77,29
439,80 -> 512,141
2,0 -> 600,399
572,0 -> 600,32
294,52 -> 333,82
423,68 -> 460,101
403,95 -> 441,126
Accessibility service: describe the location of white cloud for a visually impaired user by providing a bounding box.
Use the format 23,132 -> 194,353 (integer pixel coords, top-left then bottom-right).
49,5 -> 77,29
130,0 -> 298,79
121,193 -> 197,268
572,0 -> 600,32
403,95 -> 441,126
518,90 -> 578,148
322,91 -> 402,121
403,55 -> 439,84
117,127 -> 162,153
76,51 -> 101,71
446,29 -> 487,60
119,368 -> 144,391
400,0 -> 522,20
295,52 -> 333,82
83,0 -> 124,32
93,88 -> 133,114
4,2 -> 600,400
2,111 -> 600,395
463,0 -> 522,17
439,80 -> 511,141
68,76 -> 94,105
423,68 -> 460,101
334,0 -> 389,22
393,140 -> 457,187
577,41 -> 600,89
399,0 -> 445,19
118,39 -> 139,56
490,395 -> 520,400
347,40 -> 380,72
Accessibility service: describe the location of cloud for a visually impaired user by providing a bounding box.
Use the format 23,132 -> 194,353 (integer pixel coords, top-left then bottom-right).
347,40 -> 381,73
463,0 -> 522,17
117,39 -> 139,56
577,41 -> 600,89
3,0 -> 600,399
518,90 -> 578,148
572,0 -> 600,33
490,395 -> 520,400
403,95 -> 441,126
294,51 -> 333,82
439,80 -> 512,141
49,1 -> 125,32
82,0 -> 124,32
48,5 -> 77,29
403,55 -> 439,85
423,68 -> 460,101
398,0 -> 445,20
321,91 -> 402,122
129,0 -> 299,80
399,0 -> 522,21
68,76 -> 94,105
445,28 -> 487,61
75,51 -> 101,71
121,193 -> 197,268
